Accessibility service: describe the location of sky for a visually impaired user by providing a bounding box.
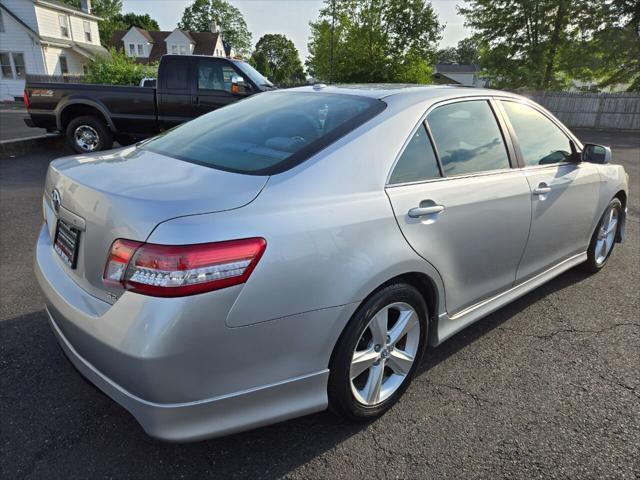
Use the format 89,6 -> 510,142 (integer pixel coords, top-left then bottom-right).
121,0 -> 470,61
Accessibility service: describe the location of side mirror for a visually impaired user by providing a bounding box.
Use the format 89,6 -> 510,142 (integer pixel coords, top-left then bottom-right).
582,143 -> 612,164
231,75 -> 250,95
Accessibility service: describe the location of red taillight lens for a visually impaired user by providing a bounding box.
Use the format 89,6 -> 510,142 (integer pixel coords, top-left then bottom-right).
23,90 -> 30,109
103,239 -> 143,286
103,238 -> 266,297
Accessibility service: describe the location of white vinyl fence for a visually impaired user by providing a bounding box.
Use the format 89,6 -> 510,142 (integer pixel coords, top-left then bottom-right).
520,91 -> 640,130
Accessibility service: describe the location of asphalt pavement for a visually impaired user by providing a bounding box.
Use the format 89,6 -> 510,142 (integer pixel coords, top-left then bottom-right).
0,106 -> 46,142
0,130 -> 638,479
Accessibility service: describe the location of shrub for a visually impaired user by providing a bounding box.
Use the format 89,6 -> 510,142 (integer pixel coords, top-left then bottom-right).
84,49 -> 158,86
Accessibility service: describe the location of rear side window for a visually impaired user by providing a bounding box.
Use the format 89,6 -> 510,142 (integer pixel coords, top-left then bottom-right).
427,100 -> 510,176
164,59 -> 189,90
389,125 -> 440,184
501,101 -> 573,166
142,92 -> 386,175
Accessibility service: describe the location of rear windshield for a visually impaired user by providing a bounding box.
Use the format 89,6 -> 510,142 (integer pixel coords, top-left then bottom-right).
141,92 -> 386,175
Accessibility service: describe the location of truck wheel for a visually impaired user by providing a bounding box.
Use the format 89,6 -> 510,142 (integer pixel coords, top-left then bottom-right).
66,116 -> 113,153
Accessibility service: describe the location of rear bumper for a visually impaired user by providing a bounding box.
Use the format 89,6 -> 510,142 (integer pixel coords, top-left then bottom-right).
34,223 -> 347,441
48,308 -> 328,441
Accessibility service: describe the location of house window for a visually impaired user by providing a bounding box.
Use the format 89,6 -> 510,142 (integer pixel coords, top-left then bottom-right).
0,52 -> 27,79
59,55 -> 68,74
0,53 -> 13,78
12,53 -> 25,78
137,44 -> 144,56
59,15 -> 69,38
0,10 -> 5,33
171,44 -> 178,54
129,43 -> 135,56
179,45 -> 187,55
83,21 -> 92,42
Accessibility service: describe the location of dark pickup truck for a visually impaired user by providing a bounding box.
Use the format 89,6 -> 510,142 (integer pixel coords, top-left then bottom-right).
24,55 -> 274,153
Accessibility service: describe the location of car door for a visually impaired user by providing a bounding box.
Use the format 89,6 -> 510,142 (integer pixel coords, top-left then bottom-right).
195,58 -> 241,115
385,99 -> 532,315
157,56 -> 196,130
498,100 -> 602,281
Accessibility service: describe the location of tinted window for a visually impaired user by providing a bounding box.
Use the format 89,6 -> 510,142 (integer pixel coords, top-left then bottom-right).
389,125 -> 440,184
198,60 -> 236,92
427,101 -> 510,176
501,101 -> 573,166
142,92 -> 385,175
165,60 -> 188,89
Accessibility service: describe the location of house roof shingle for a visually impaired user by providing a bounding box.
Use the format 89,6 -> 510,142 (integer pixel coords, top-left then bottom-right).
112,28 -> 221,63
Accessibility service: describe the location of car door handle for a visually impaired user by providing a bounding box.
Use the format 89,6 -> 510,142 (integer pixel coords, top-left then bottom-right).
533,184 -> 551,195
408,205 -> 445,218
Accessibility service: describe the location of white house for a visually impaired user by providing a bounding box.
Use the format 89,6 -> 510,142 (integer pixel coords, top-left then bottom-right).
0,0 -> 108,101
433,63 -> 486,87
112,24 -> 231,65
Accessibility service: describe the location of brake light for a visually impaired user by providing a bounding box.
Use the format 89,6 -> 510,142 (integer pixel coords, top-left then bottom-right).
23,90 -> 30,109
103,238 -> 266,297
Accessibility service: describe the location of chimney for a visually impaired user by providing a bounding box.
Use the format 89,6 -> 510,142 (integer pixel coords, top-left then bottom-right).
80,0 -> 91,14
209,20 -> 220,33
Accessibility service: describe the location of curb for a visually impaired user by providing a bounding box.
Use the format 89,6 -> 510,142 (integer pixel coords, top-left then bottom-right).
0,135 -> 67,159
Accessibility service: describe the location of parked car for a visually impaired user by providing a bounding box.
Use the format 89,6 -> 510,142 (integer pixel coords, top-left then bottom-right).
23,55 -> 274,153
35,85 -> 629,441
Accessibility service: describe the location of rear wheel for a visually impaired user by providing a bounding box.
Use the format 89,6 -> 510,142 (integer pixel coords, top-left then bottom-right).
66,115 -> 113,153
582,198 -> 622,273
328,283 -> 427,421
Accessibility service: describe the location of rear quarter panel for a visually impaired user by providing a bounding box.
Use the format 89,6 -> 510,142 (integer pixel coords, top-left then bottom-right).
147,97 -> 448,328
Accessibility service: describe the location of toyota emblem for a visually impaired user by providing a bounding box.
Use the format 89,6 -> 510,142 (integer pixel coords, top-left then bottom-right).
52,188 -> 61,214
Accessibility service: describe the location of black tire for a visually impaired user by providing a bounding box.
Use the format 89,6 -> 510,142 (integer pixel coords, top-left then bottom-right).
328,282 -> 428,421
66,115 -> 113,153
582,198 -> 622,273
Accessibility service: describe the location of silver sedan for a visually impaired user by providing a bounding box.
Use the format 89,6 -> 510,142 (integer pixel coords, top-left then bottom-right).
35,85 -> 629,441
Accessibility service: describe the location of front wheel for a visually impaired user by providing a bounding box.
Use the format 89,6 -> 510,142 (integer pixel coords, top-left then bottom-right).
66,115 -> 113,153
582,198 -> 622,273
328,283 -> 428,421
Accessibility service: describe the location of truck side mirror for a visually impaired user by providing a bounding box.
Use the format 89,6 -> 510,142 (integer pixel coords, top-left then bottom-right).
582,143 -> 612,164
231,75 -> 250,95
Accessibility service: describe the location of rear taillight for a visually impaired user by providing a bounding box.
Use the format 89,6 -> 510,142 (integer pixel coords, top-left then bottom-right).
23,90 -> 30,109
103,238 -> 266,297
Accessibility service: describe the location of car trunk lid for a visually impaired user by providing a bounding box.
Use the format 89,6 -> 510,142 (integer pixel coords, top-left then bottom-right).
44,146 -> 268,303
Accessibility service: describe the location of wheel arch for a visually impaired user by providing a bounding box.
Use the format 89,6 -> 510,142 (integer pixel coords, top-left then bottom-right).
57,100 -> 114,133
329,269 -> 444,369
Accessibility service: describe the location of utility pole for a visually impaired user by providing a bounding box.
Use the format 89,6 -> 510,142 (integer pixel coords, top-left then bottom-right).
330,0 -> 335,84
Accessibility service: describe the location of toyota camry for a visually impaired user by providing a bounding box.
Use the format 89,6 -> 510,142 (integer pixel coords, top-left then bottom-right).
35,85 -> 629,441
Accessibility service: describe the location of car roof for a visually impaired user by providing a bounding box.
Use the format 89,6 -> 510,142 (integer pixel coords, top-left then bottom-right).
287,84 -> 523,103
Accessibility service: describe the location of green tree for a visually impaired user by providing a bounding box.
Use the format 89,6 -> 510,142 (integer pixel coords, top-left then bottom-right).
83,48 -> 157,85
436,38 -> 480,64
249,34 -> 305,86
307,0 -> 442,83
459,0 -> 639,91
179,0 -> 252,57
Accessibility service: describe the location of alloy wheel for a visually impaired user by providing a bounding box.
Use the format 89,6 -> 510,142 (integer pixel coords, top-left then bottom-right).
595,206 -> 618,265
350,302 -> 421,406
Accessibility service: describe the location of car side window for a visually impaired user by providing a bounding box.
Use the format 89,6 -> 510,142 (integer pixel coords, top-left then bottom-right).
501,101 -> 573,166
198,60 -> 236,92
389,124 -> 441,184
427,100 -> 510,176
164,59 -> 189,90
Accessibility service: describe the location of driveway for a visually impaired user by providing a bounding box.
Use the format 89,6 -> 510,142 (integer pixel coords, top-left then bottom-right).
0,130 -> 638,479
